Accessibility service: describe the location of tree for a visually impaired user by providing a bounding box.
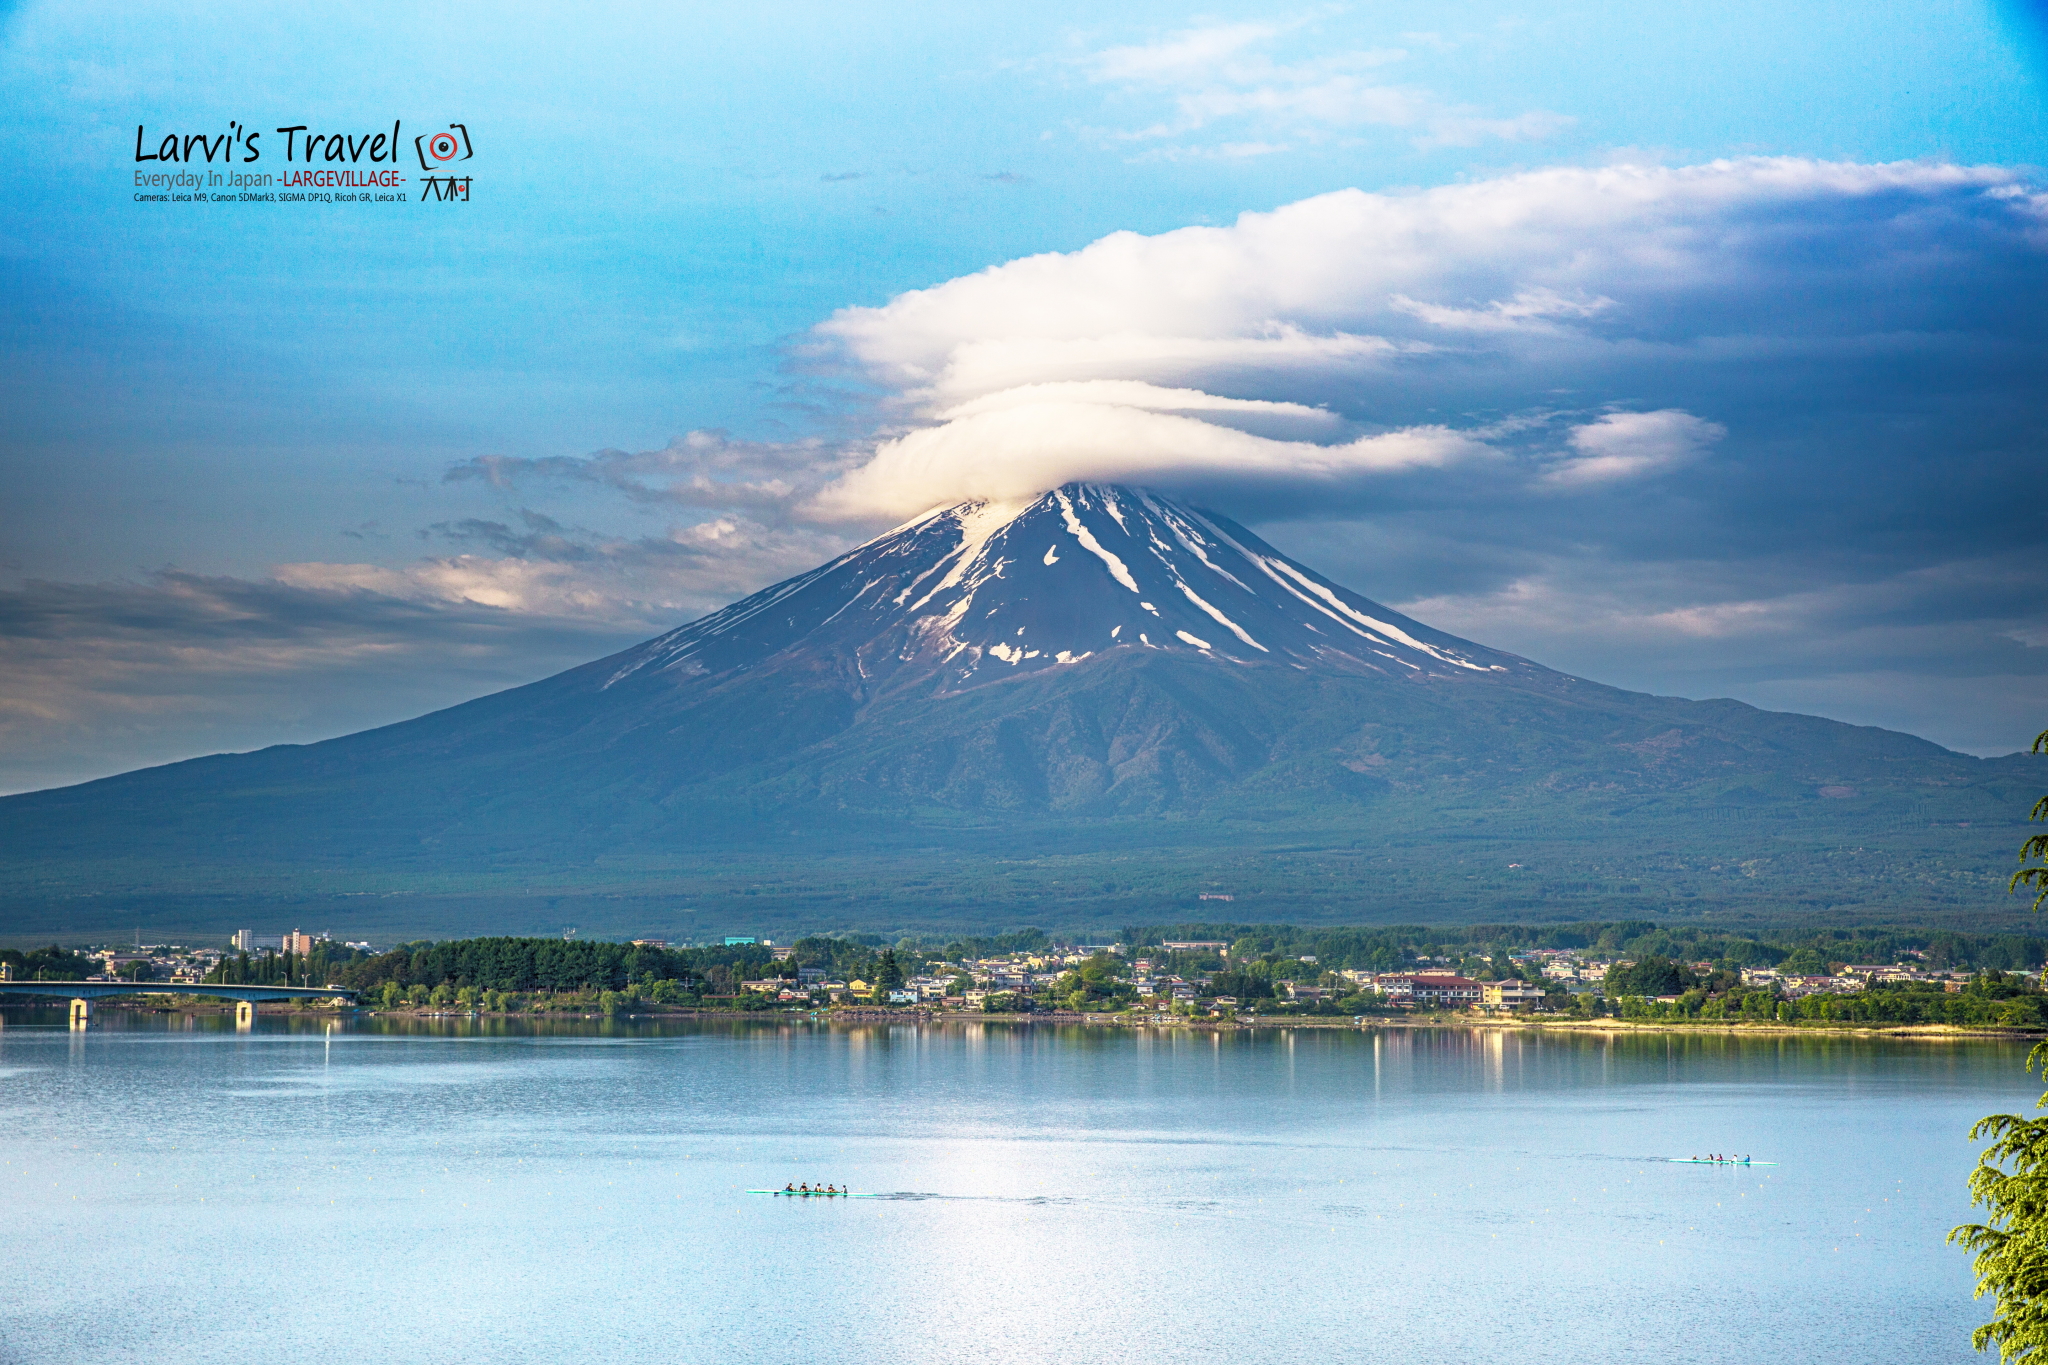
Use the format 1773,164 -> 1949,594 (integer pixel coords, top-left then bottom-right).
1604,956 -> 1694,997
1209,970 -> 1275,1001
874,949 -> 905,992
1780,947 -> 1831,976
1953,729 -> 2048,1360
2016,729 -> 2048,913
1954,1043 -> 2048,1361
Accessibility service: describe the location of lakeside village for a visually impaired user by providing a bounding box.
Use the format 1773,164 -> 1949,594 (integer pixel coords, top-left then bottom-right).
10,923 -> 2048,1029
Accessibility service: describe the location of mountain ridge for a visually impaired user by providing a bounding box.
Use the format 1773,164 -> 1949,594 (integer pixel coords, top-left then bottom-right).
0,482 -> 2038,940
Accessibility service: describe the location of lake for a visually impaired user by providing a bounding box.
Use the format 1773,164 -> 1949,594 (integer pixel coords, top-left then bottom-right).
0,1011 -> 2035,1364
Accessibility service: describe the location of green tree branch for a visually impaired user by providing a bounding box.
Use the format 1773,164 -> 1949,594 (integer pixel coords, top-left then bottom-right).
2016,730 -> 2048,913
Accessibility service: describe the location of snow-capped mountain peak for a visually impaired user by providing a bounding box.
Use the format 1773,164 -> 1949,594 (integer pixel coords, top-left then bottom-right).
609,482 -> 1524,692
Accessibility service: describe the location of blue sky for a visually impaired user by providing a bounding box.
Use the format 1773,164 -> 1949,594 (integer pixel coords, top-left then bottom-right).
2,0 -> 2045,791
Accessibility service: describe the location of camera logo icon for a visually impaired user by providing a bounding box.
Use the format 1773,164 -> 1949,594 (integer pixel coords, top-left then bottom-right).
413,124 -> 473,170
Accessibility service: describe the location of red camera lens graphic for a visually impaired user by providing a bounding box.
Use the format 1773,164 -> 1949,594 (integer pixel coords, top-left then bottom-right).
428,132 -> 461,161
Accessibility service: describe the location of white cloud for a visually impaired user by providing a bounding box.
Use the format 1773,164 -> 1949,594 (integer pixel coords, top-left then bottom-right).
1085,22 -> 1294,85
1545,409 -> 1725,486
934,379 -> 1338,429
810,157 -> 2042,520
811,401 -> 1489,519
821,158 -> 2032,399
888,327 -> 1408,408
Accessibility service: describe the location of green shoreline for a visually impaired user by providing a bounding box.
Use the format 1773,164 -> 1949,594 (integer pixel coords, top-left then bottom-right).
23,997 -> 2043,1042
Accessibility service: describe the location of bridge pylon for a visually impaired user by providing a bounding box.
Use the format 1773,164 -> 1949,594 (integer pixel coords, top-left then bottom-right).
69,997 -> 91,1029
235,1000 -> 255,1030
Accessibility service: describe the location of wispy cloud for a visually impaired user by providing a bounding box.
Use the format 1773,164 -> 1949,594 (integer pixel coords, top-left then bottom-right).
1390,548 -> 2048,754
0,571 -> 637,794
442,430 -> 853,515
0,504 -> 858,794
1076,21 -> 1572,157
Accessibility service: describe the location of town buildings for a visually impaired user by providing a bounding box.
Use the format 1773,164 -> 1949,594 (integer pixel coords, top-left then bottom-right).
1372,974 -> 1484,1008
1481,981 -> 1547,1010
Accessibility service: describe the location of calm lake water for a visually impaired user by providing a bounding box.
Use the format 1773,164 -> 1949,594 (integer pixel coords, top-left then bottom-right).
1,1010 -> 2037,1365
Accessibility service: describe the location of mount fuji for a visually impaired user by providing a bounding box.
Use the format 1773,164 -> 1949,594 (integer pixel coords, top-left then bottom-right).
618,482 -> 1527,693
0,483 -> 2038,939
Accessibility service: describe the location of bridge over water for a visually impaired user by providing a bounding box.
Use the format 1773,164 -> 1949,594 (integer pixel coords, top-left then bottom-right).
0,981 -> 355,1028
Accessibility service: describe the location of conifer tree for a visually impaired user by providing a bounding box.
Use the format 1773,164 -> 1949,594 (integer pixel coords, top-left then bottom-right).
1953,728 -> 2048,1359
874,949 -> 904,991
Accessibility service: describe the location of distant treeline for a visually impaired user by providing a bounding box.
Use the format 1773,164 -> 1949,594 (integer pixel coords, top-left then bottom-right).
330,938 -> 777,995
1618,971 -> 2048,1027
320,930 -> 1056,995
1123,921 -> 2048,973
209,940 -> 368,987
146,917 -> 2048,998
